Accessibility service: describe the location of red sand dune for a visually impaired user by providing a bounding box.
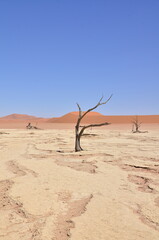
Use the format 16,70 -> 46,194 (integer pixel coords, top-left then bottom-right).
47,112 -> 159,124
47,111 -> 104,123
1,114 -> 38,120
0,113 -> 158,128
0,114 -> 46,122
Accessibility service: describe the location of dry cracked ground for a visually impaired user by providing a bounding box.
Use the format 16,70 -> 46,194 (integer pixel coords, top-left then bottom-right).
0,126 -> 159,240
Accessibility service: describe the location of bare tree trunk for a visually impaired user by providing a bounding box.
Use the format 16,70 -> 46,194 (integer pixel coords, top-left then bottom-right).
136,124 -> 139,132
75,125 -> 83,151
75,95 -> 112,152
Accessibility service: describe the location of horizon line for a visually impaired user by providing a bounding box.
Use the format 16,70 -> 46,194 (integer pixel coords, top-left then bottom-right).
0,112 -> 159,119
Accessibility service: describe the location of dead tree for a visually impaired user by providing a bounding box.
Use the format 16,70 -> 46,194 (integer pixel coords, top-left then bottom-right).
132,116 -> 148,133
26,123 -> 32,129
75,95 -> 112,152
132,116 -> 142,133
26,122 -> 40,130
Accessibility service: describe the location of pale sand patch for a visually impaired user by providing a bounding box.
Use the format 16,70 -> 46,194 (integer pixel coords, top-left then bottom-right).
0,126 -> 159,239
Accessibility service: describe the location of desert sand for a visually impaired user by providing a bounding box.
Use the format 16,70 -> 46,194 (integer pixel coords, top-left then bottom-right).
0,123 -> 159,240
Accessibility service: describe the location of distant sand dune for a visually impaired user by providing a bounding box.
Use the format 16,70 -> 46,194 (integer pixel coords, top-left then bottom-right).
0,113 -> 38,120
47,112 -> 159,124
0,112 -> 158,130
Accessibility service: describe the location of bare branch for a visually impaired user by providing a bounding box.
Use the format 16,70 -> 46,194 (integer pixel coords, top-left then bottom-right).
98,95 -> 104,104
99,94 -> 113,106
76,103 -> 82,118
80,94 -> 113,120
79,122 -> 110,137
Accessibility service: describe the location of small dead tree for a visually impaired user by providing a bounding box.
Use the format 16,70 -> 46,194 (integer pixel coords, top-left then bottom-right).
75,95 -> 112,152
132,116 -> 142,133
132,116 -> 148,133
26,122 -> 40,130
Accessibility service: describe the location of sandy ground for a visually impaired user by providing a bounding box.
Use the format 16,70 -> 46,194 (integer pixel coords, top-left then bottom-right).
0,124 -> 159,239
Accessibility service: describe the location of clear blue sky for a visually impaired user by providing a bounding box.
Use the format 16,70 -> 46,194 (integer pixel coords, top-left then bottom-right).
0,0 -> 159,117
